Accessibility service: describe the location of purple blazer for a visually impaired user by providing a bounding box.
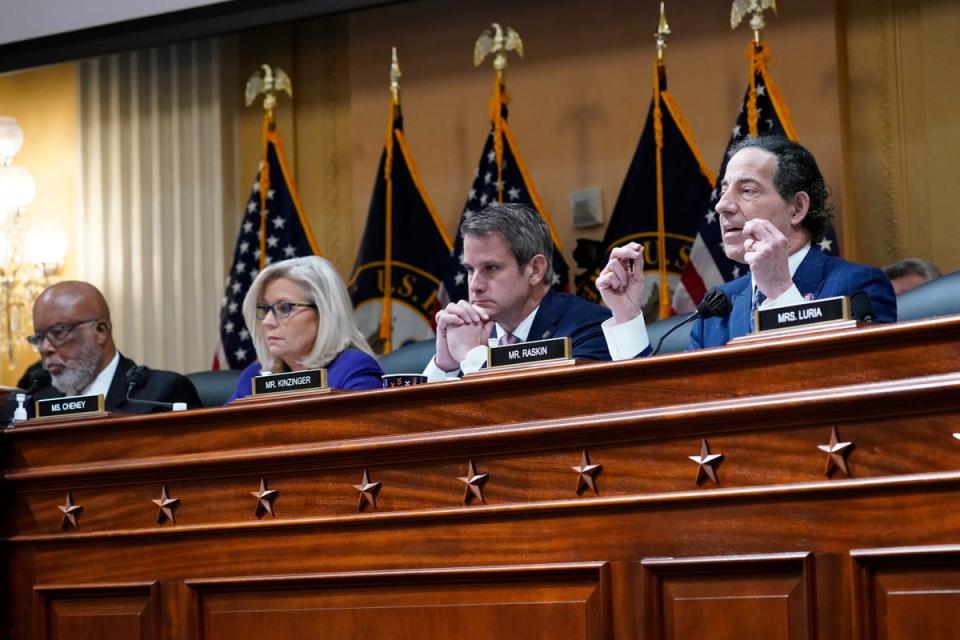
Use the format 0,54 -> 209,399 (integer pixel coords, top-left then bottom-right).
225,348 -> 383,404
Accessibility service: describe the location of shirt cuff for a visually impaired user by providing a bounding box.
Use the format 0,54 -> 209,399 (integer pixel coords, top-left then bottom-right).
602,314 -> 650,361
459,345 -> 488,375
423,356 -> 460,382
762,284 -> 804,309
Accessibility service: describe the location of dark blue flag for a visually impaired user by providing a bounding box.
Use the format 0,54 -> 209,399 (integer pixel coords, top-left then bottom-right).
349,104 -> 452,354
675,42 -> 840,312
214,121 -> 320,369
576,62 -> 714,322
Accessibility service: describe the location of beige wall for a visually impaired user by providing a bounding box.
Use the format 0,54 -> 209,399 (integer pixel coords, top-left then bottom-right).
0,63 -> 78,386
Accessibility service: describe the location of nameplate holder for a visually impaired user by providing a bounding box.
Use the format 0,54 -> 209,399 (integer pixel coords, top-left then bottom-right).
35,394 -> 106,421
252,368 -> 328,397
754,295 -> 850,333
485,336 -> 573,372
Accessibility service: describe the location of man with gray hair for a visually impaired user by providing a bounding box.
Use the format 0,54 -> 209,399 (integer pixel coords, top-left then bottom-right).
883,258 -> 941,295
425,203 -> 611,379
3,281 -> 200,422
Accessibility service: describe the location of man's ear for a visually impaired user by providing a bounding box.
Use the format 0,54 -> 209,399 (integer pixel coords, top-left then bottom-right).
791,191 -> 810,226
527,254 -> 547,285
93,321 -> 112,347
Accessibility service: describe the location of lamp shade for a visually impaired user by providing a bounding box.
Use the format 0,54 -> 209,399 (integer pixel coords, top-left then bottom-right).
25,222 -> 68,266
0,165 -> 37,210
0,117 -> 24,161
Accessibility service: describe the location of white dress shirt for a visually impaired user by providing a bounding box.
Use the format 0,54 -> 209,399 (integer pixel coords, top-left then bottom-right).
602,243 -> 812,361
81,351 -> 120,397
424,305 -> 541,381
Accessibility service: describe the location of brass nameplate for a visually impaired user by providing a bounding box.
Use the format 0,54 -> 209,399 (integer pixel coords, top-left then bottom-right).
252,368 -> 328,396
755,295 -> 850,333
487,337 -> 572,370
35,394 -> 105,420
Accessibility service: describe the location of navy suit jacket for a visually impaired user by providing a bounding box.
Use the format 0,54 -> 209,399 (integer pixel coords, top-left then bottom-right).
524,290 -> 612,361
688,248 -> 897,349
226,348 -> 383,403
3,354 -> 201,423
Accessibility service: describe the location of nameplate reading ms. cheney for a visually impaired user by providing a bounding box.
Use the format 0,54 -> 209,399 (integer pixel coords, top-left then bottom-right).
755,295 -> 850,333
252,368 -> 328,396
487,337 -> 572,370
36,394 -> 105,419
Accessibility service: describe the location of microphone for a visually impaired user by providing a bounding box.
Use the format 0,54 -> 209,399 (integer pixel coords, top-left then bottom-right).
124,365 -> 187,412
651,287 -> 733,355
25,368 -> 52,394
850,291 -> 876,323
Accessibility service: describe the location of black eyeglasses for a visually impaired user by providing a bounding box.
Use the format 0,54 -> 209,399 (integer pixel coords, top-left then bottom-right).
26,319 -> 99,348
255,301 -> 317,320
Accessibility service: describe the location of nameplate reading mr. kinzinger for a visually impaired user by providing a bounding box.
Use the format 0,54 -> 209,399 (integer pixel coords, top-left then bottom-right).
252,368 -> 328,396
755,295 -> 850,333
487,337 -> 572,370
36,394 -> 105,419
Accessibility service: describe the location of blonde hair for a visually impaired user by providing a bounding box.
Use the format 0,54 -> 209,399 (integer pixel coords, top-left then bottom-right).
242,256 -> 373,371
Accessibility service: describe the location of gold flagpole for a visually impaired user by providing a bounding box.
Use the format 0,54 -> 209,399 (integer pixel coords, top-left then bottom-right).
653,2 -> 671,319
380,48 -> 402,353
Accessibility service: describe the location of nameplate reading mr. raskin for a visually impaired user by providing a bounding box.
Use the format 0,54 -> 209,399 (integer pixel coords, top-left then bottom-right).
755,295 -> 850,333
487,337 -> 572,370
36,394 -> 105,419
252,368 -> 328,396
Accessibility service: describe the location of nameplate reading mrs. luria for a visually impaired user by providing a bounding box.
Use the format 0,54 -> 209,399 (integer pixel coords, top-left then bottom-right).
252,368 -> 328,396
755,295 -> 850,333
36,394 -> 105,420
487,337 -> 572,370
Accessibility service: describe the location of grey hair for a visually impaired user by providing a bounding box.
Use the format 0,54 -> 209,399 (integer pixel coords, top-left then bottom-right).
460,203 -> 554,281
729,136 -> 834,243
883,258 -> 941,282
242,256 -> 373,371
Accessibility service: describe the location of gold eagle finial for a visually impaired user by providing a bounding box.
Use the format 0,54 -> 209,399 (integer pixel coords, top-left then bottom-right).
731,0 -> 777,44
474,23 -> 524,73
655,2 -> 671,62
244,64 -> 293,120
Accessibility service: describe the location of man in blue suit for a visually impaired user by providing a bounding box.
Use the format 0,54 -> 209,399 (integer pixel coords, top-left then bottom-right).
424,203 -> 610,380
597,136 -> 896,358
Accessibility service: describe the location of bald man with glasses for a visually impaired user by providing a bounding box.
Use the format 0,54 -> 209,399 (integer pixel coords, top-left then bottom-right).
3,281 -> 200,423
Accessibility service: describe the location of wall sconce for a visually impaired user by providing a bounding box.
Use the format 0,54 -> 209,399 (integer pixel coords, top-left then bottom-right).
0,116 -> 67,367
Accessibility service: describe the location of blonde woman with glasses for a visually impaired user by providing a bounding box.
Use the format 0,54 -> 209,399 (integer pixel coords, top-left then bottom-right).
225,256 -> 382,403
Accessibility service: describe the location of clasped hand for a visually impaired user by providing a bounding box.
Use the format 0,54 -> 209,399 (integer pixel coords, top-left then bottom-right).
434,301 -> 494,372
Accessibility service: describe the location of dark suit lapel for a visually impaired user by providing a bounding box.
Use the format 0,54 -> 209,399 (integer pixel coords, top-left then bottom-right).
527,290 -> 562,341
792,247 -> 827,299
105,354 -> 134,410
728,277 -> 753,339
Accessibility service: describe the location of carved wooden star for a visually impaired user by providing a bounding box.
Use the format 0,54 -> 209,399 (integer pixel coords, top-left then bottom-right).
571,450 -> 602,495
58,492 -> 83,530
458,459 -> 489,504
152,485 -> 180,524
250,478 -> 279,517
688,439 -> 723,486
818,427 -> 854,477
353,469 -> 382,511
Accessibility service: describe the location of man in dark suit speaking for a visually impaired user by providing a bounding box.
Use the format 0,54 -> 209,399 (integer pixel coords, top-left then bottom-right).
425,203 -> 611,380
3,281 -> 200,422
597,136 -> 896,357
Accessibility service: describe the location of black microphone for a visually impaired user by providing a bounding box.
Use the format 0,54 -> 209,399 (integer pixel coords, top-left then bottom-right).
651,287 -> 733,355
25,368 -> 52,394
124,365 -> 185,412
850,291 -> 876,323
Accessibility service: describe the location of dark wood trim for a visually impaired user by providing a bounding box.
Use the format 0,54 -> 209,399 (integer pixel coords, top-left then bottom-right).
33,580 -> 160,640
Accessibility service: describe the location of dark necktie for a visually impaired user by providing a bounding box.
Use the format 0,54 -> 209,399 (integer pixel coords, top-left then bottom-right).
499,332 -> 520,346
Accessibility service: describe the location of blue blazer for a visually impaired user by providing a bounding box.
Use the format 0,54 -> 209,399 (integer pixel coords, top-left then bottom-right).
525,290 -> 612,361
226,348 -> 383,403
689,248 -> 897,349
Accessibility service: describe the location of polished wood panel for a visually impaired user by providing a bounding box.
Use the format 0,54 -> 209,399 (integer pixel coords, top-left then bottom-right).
2,318 -> 960,638
32,582 -> 158,640
188,564 -> 610,640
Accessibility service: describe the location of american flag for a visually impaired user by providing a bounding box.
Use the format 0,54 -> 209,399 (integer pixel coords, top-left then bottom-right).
673,43 -> 839,313
440,103 -> 569,303
213,124 -> 320,369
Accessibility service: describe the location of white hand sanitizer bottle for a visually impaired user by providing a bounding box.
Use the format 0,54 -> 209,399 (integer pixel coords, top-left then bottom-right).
11,393 -> 28,425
